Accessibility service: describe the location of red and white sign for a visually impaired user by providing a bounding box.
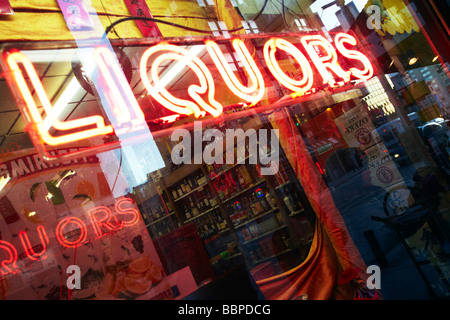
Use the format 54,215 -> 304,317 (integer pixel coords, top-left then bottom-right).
124,0 -> 162,38
0,0 -> 13,15
0,148 -> 170,300
56,0 -> 93,30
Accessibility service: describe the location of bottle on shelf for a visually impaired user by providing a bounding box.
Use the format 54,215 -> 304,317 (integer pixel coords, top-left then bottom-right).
283,190 -> 295,214
184,199 -> 192,219
265,191 -> 277,209
236,169 -> 247,189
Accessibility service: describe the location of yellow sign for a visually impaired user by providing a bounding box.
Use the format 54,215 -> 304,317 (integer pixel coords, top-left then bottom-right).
368,0 -> 420,36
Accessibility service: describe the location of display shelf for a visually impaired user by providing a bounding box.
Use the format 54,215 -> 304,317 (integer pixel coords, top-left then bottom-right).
146,211 -> 176,226
234,208 -> 278,229
252,248 -> 295,265
184,205 -> 220,224
241,225 -> 287,245
173,180 -> 210,202
221,179 -> 266,204
209,155 -> 250,180
288,209 -> 304,217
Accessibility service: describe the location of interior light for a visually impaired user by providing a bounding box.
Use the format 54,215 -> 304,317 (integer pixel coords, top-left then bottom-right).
394,154 -> 400,158
432,56 -> 438,62
408,57 -> 418,65
0,175 -> 11,192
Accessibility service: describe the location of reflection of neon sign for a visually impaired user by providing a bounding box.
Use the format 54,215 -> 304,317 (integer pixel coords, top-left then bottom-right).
0,197 -> 139,276
2,33 -> 374,148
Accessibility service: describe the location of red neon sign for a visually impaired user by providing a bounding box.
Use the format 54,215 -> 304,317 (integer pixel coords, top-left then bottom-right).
18,225 -> 49,261
3,51 -> 114,146
0,197 -> 140,275
1,33 -> 374,156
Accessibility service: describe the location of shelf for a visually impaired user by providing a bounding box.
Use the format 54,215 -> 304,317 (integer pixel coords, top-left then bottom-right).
173,180 -> 210,203
288,209 -> 304,217
146,211 -> 175,226
234,207 -> 278,229
203,228 -> 230,244
252,248 -> 295,265
184,205 -> 220,224
241,225 -> 287,245
209,155 -> 250,180
221,179 -> 266,204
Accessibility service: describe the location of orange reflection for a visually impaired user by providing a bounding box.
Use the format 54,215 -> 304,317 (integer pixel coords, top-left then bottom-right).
300,35 -> 350,86
206,39 -> 265,106
140,43 -> 223,118
263,38 -> 314,95
3,51 -> 113,146
334,33 -> 374,80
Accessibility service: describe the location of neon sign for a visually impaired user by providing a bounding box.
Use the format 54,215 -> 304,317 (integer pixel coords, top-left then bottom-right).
0,197 -> 139,275
1,33 -> 374,159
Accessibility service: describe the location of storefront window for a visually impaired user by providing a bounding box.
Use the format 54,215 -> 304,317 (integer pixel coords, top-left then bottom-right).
0,0 -> 449,301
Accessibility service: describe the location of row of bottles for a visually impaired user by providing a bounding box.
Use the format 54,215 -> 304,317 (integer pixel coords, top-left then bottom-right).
191,209 -> 228,241
227,187 -> 277,228
181,185 -> 217,220
170,169 -> 208,200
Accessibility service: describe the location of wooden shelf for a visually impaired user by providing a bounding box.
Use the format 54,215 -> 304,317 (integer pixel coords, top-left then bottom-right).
234,208 -> 278,229
241,225 -> 287,245
221,179 -> 266,204
184,205 -> 220,224
173,180 -> 210,203
252,248 -> 295,265
146,211 -> 175,226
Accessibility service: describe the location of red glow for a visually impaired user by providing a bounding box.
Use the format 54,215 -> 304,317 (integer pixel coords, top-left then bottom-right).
315,162 -> 324,175
0,241 -> 18,276
263,38 -> 314,95
140,43 -> 223,118
55,217 -> 88,248
334,33 -> 374,80
18,225 -> 49,261
206,39 -> 265,105
115,197 -> 140,227
300,35 -> 350,86
88,206 -> 122,237
3,51 -> 113,146
3,33 -> 374,153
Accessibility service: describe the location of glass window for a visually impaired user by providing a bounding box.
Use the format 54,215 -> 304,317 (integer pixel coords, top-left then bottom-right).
0,0 -> 449,301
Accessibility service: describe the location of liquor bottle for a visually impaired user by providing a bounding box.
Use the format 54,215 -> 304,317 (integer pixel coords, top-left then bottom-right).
256,189 -> 270,211
189,196 -> 199,216
184,200 -> 192,219
265,192 -> 277,209
239,166 -> 252,185
187,178 -> 194,191
172,188 -> 178,200
236,169 -> 247,189
177,186 -> 183,198
180,181 -> 187,194
283,191 -> 295,214
196,191 -> 204,212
